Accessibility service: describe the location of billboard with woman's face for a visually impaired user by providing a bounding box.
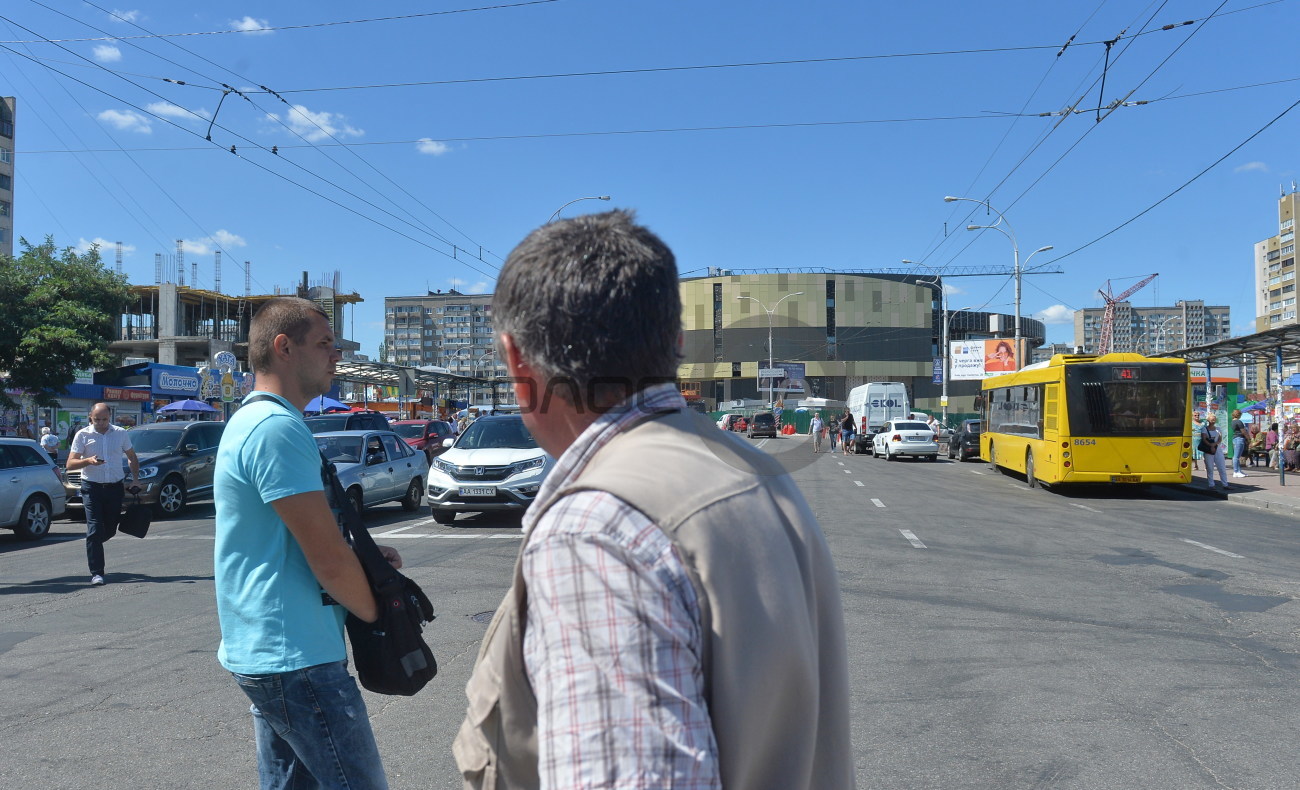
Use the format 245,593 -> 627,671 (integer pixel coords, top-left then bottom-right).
949,339 -> 1022,380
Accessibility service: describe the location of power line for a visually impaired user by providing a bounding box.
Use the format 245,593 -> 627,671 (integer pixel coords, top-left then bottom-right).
0,1 -> 563,43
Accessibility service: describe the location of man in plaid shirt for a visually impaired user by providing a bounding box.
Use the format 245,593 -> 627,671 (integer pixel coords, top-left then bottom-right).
454,210 -> 853,789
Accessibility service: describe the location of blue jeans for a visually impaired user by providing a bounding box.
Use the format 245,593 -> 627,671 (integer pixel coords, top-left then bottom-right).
1233,437 -> 1246,473
82,481 -> 123,576
232,660 -> 389,790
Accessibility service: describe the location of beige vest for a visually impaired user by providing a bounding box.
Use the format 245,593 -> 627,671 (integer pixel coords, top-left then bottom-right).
453,409 -> 855,789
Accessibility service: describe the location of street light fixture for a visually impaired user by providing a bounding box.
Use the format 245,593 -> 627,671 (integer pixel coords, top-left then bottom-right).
943,195 -> 1051,372
548,195 -> 611,224
473,350 -> 498,408
902,259 -> 957,425
736,291 -> 804,407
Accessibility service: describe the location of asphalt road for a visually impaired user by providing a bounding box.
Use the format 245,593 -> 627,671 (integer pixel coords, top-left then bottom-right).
2,434 -> 1299,789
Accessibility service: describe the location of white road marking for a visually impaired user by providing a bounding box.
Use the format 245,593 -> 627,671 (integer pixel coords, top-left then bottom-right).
853,481 -> 864,487
374,525 -> 418,536
837,462 -> 845,466
899,529 -> 927,548
969,470 -> 985,475
1181,538 -> 1244,558
1070,504 -> 1102,513
844,469 -> 852,474
870,498 -> 885,508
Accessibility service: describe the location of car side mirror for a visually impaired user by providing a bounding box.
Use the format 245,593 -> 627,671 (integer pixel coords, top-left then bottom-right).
442,438 -> 454,448
183,443 -> 199,454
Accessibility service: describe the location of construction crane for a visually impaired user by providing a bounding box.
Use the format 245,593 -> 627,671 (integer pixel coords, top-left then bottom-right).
1096,274 -> 1158,354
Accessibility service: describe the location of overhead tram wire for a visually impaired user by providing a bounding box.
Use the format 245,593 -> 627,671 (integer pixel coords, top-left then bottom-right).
0,41 -> 499,282
0,15 -> 500,276
906,0 -> 1114,270
1044,93 -> 1300,268
68,0 -> 482,260
0,20 -> 174,254
0,1 -> 566,43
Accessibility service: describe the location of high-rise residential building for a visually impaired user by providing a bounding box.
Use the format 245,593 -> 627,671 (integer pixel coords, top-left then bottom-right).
1255,187 -> 1299,333
1072,300 -> 1230,356
384,290 -> 504,380
1251,187 -> 1300,390
0,97 -> 14,260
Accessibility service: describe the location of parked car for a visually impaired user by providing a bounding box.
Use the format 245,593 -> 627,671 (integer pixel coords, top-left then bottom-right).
426,415 -> 554,525
0,437 -> 66,539
305,411 -> 392,434
747,411 -> 779,439
315,430 -> 428,515
717,414 -> 744,431
64,421 -> 226,518
947,419 -> 983,461
390,419 -> 456,462
870,419 -> 940,461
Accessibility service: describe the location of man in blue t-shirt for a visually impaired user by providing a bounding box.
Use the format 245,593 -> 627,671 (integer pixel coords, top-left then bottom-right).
214,297 -> 402,789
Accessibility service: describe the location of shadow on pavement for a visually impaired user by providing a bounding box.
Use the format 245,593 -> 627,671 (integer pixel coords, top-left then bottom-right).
0,572 -> 214,596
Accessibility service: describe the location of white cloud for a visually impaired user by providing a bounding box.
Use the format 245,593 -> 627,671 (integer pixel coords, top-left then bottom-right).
75,238 -> 137,256
416,138 -> 450,156
230,16 -> 272,35
146,101 -> 209,121
97,108 -> 151,133
273,104 -> 363,142
92,44 -> 122,63
1034,304 -> 1074,324
181,230 -> 247,256
1235,161 -> 1269,174
109,9 -> 140,23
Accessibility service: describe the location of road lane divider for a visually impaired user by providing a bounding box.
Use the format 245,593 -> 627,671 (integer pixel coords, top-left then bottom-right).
1181,538 -> 1244,558
374,525 -> 419,536
853,481 -> 864,487
899,529 -> 927,548
870,498 -> 885,508
1070,504 -> 1102,513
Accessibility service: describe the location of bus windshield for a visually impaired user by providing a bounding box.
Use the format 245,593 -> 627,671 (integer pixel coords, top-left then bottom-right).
1065,365 -> 1187,436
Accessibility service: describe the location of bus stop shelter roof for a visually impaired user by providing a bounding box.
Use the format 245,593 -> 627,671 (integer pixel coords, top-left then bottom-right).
1160,324 -> 1300,365
332,360 -> 489,389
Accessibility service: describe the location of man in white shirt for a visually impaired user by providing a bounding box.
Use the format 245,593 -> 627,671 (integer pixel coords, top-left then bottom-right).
67,403 -> 140,586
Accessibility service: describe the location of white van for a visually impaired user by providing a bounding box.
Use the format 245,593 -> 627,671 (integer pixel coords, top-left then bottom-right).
846,382 -> 910,453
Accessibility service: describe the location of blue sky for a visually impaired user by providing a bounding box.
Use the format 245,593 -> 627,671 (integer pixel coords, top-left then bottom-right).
3,1 -> 1297,358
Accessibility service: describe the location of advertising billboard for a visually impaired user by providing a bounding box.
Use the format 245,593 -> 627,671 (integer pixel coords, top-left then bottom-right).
758,362 -> 806,394
949,339 -> 1024,380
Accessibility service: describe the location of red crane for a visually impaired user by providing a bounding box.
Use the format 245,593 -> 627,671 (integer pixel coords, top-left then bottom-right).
1096,274 -> 1158,355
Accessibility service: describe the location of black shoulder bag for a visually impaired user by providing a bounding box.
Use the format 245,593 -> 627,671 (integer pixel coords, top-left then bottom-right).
244,392 -> 438,695
320,453 -> 438,695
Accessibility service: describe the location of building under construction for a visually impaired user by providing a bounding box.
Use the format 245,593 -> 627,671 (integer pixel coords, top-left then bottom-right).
112,273 -> 363,369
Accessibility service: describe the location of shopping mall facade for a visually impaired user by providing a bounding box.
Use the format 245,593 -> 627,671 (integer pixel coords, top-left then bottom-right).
677,270 -> 1046,416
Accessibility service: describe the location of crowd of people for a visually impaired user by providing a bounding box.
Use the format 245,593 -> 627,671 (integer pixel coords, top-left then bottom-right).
1193,408 -> 1300,488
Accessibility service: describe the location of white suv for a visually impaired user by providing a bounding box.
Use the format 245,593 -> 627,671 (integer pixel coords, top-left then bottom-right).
427,415 -> 554,524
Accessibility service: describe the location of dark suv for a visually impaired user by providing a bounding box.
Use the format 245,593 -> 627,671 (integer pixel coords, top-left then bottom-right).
305,411 -> 392,434
64,421 -> 226,517
947,419 -> 982,461
747,412 -> 779,439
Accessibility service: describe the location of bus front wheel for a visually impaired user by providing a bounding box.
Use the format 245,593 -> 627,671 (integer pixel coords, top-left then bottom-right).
1025,449 -> 1038,488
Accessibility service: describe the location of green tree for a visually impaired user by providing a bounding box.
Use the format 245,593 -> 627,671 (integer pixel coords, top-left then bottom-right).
0,237 -> 132,409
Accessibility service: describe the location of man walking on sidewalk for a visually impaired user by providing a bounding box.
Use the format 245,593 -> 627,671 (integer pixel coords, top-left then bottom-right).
811,412 -> 824,453
66,403 -> 140,586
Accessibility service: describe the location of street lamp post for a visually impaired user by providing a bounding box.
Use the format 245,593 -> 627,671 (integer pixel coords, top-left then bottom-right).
548,195 -> 611,223
736,292 -> 804,407
447,347 -> 472,404
943,196 -> 1051,371
473,350 -> 498,409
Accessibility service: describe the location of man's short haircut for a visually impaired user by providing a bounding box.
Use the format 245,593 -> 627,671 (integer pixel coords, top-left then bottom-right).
249,297 -> 330,374
494,210 -> 681,403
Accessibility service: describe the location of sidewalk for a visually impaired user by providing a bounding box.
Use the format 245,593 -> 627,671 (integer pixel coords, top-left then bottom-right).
1183,462 -> 1300,516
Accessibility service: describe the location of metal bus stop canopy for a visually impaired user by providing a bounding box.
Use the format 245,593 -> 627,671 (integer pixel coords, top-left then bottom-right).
1159,324 -> 1300,366
332,360 -> 492,398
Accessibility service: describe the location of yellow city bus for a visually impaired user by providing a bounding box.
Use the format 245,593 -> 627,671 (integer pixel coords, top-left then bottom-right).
980,352 -> 1192,487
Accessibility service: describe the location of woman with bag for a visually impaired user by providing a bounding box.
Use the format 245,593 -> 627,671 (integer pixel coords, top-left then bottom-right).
1190,413 -> 1204,471
1201,414 -> 1229,489
1285,426 -> 1300,472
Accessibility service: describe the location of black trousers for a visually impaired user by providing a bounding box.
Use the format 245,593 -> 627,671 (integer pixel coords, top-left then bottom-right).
82,481 -> 124,576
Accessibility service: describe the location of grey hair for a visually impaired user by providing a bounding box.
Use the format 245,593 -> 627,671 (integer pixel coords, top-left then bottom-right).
494,210 -> 681,404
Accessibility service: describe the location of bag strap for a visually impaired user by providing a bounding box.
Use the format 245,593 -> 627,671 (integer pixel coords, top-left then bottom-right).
241,392 -> 400,586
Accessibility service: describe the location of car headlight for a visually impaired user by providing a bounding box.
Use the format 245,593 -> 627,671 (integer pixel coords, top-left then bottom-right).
138,466 -> 159,480
432,457 -> 456,474
511,457 -> 545,475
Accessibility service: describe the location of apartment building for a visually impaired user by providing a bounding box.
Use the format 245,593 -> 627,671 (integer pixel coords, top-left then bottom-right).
384,290 -> 505,380
0,97 -> 14,259
1073,300 -> 1230,356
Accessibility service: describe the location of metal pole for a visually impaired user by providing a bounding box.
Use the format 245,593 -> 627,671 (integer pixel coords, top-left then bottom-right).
1279,347 -> 1286,485
1013,244 -> 1021,372
767,309 -> 774,408
941,289 -> 949,426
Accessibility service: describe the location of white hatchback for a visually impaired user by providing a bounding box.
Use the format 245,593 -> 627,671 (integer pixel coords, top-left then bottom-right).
871,420 -> 940,462
426,415 -> 554,524
0,437 -> 67,539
